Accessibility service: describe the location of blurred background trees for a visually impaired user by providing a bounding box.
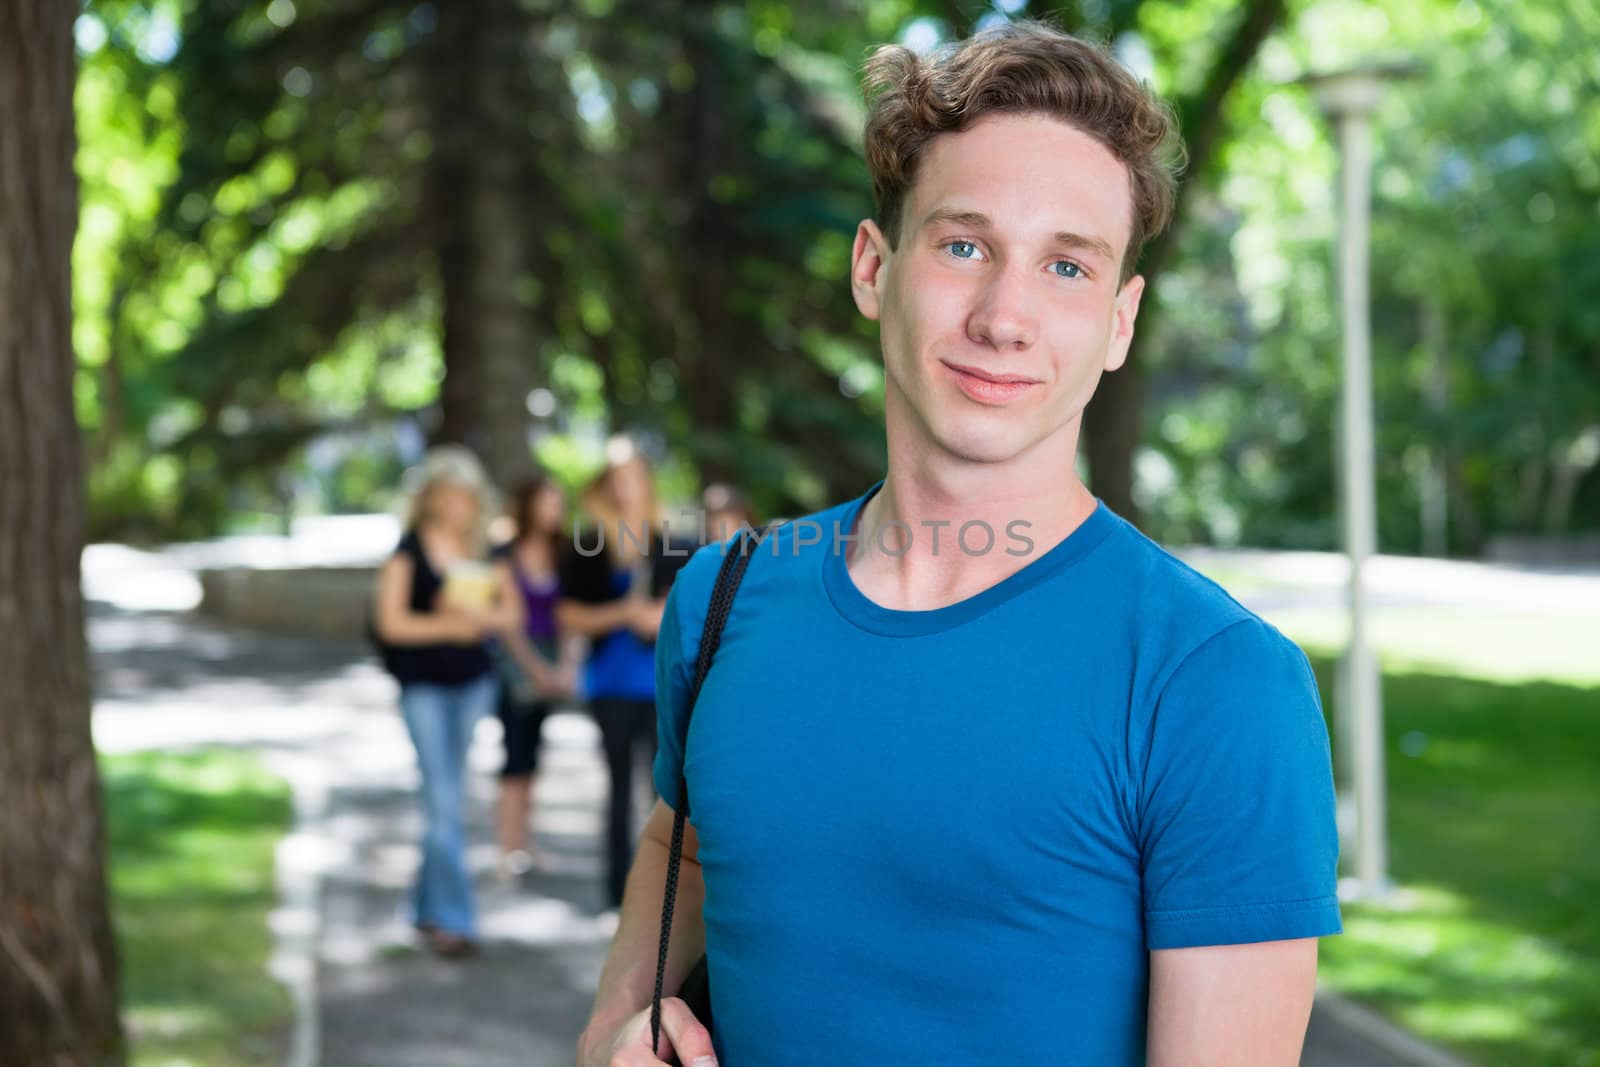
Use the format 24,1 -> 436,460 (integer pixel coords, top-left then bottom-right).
72,0 -> 1600,554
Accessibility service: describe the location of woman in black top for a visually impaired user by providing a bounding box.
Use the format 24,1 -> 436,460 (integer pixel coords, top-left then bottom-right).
372,446 -> 512,957
557,436 -> 696,907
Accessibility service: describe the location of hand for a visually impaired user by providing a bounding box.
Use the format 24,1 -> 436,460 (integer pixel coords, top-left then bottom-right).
527,659 -> 566,695
532,661 -> 579,700
442,610 -> 489,645
627,598 -> 666,641
525,659 -> 555,693
577,998 -> 715,1067
553,663 -> 581,699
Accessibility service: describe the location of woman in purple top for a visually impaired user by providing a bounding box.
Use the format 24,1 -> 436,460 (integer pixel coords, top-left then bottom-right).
492,474 -> 579,876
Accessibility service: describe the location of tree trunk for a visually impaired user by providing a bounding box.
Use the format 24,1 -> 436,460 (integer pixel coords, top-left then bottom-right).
1082,0 -> 1286,529
1083,366 -> 1145,522
0,2 -> 127,1063
428,0 -> 540,486
671,9 -> 740,486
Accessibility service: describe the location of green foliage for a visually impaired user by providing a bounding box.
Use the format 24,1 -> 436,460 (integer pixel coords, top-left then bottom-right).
75,0 -> 1600,548
1141,0 -> 1600,552
104,749 -> 293,1066
75,0 -> 921,534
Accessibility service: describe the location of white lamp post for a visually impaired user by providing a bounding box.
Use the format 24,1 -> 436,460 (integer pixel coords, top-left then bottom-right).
1299,62 -> 1416,897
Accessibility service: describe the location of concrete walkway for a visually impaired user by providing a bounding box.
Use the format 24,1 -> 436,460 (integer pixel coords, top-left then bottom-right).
89,600 -> 1470,1067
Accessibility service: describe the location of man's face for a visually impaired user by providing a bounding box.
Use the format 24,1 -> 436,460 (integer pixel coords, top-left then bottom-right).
851,112 -> 1144,467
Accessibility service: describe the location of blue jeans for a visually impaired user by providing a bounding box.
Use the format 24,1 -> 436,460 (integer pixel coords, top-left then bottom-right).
399,675 -> 496,936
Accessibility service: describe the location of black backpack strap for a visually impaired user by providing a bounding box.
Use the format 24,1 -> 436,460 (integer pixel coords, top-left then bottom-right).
650,525 -> 767,1053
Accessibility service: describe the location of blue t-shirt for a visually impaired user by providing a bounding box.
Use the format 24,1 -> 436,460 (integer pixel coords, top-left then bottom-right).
584,570 -> 656,702
653,486 -> 1341,1066
559,530 -> 700,703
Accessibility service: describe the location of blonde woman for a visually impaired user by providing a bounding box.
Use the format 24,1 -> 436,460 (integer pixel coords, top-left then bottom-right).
373,446 -> 511,957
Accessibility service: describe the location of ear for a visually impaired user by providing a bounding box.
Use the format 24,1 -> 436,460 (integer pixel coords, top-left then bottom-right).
1104,273 -> 1145,373
850,219 -> 890,321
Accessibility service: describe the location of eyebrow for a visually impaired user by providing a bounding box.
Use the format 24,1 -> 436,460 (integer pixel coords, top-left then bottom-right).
920,207 -> 1117,264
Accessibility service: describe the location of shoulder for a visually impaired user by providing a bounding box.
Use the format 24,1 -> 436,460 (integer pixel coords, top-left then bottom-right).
1114,515 -> 1253,626
390,529 -> 423,564
680,495 -> 859,594
558,529 -> 608,573
1075,511 -> 1315,708
1118,533 -> 1319,733
662,496 -> 860,660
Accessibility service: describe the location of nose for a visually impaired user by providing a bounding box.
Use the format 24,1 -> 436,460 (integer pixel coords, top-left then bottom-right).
966,264 -> 1038,351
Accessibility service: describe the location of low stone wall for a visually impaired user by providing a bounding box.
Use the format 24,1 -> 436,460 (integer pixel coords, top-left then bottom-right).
1484,534 -> 1600,567
197,565 -> 378,639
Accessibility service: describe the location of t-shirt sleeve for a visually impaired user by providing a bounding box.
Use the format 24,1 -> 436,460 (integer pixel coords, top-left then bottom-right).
1137,618 -> 1342,950
651,543 -> 723,813
391,530 -> 430,613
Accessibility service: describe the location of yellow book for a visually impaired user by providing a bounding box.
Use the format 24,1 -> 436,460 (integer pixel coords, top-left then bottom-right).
442,560 -> 496,612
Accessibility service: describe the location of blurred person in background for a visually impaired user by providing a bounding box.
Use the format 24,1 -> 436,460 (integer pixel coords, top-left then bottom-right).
491,473 -> 582,879
557,436 -> 694,907
372,445 -> 511,958
700,482 -> 755,544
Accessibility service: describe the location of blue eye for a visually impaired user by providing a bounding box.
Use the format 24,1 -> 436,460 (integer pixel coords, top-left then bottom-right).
1052,260 -> 1084,279
946,241 -> 980,260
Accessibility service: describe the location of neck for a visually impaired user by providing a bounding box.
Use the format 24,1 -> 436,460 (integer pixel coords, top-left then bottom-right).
418,521 -> 472,561
846,407 -> 1097,611
518,532 -> 553,561
420,520 -> 466,542
605,510 -> 653,562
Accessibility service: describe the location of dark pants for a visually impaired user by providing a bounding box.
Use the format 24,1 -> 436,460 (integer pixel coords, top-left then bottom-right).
497,686 -> 550,778
590,697 -> 658,907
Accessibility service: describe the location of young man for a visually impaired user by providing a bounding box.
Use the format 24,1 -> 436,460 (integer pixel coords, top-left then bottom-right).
579,22 -> 1340,1067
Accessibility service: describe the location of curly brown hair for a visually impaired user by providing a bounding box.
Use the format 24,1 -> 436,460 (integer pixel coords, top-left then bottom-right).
862,20 -> 1183,284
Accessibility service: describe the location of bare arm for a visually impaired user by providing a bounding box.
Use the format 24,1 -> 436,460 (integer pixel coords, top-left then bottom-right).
578,799 -> 715,1067
558,630 -> 586,676
474,559 -> 520,634
494,560 -> 558,689
373,555 -> 479,646
1146,939 -> 1319,1067
557,596 -> 639,638
629,598 -> 666,642
493,559 -> 527,636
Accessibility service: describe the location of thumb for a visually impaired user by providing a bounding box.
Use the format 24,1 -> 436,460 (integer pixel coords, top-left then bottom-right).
656,996 -> 716,1065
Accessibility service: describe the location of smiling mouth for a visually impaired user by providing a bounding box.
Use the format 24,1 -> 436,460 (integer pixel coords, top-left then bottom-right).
941,361 -> 1041,404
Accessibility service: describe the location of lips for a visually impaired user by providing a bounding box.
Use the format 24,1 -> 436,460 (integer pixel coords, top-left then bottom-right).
942,361 -> 1040,405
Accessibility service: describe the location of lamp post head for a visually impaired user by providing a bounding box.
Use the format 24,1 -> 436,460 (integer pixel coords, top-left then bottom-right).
1297,60 -> 1422,119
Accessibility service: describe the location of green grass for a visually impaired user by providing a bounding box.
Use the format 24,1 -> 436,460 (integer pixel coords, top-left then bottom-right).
104,750 -> 293,1067
1189,554 -> 1600,1063
1304,662 -> 1600,1066
1279,606 -> 1600,687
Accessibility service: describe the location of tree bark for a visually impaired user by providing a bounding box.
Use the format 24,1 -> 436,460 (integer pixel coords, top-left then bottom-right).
427,0 -> 540,486
1083,0 -> 1286,527
671,8 -> 741,486
0,1 -> 127,1063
